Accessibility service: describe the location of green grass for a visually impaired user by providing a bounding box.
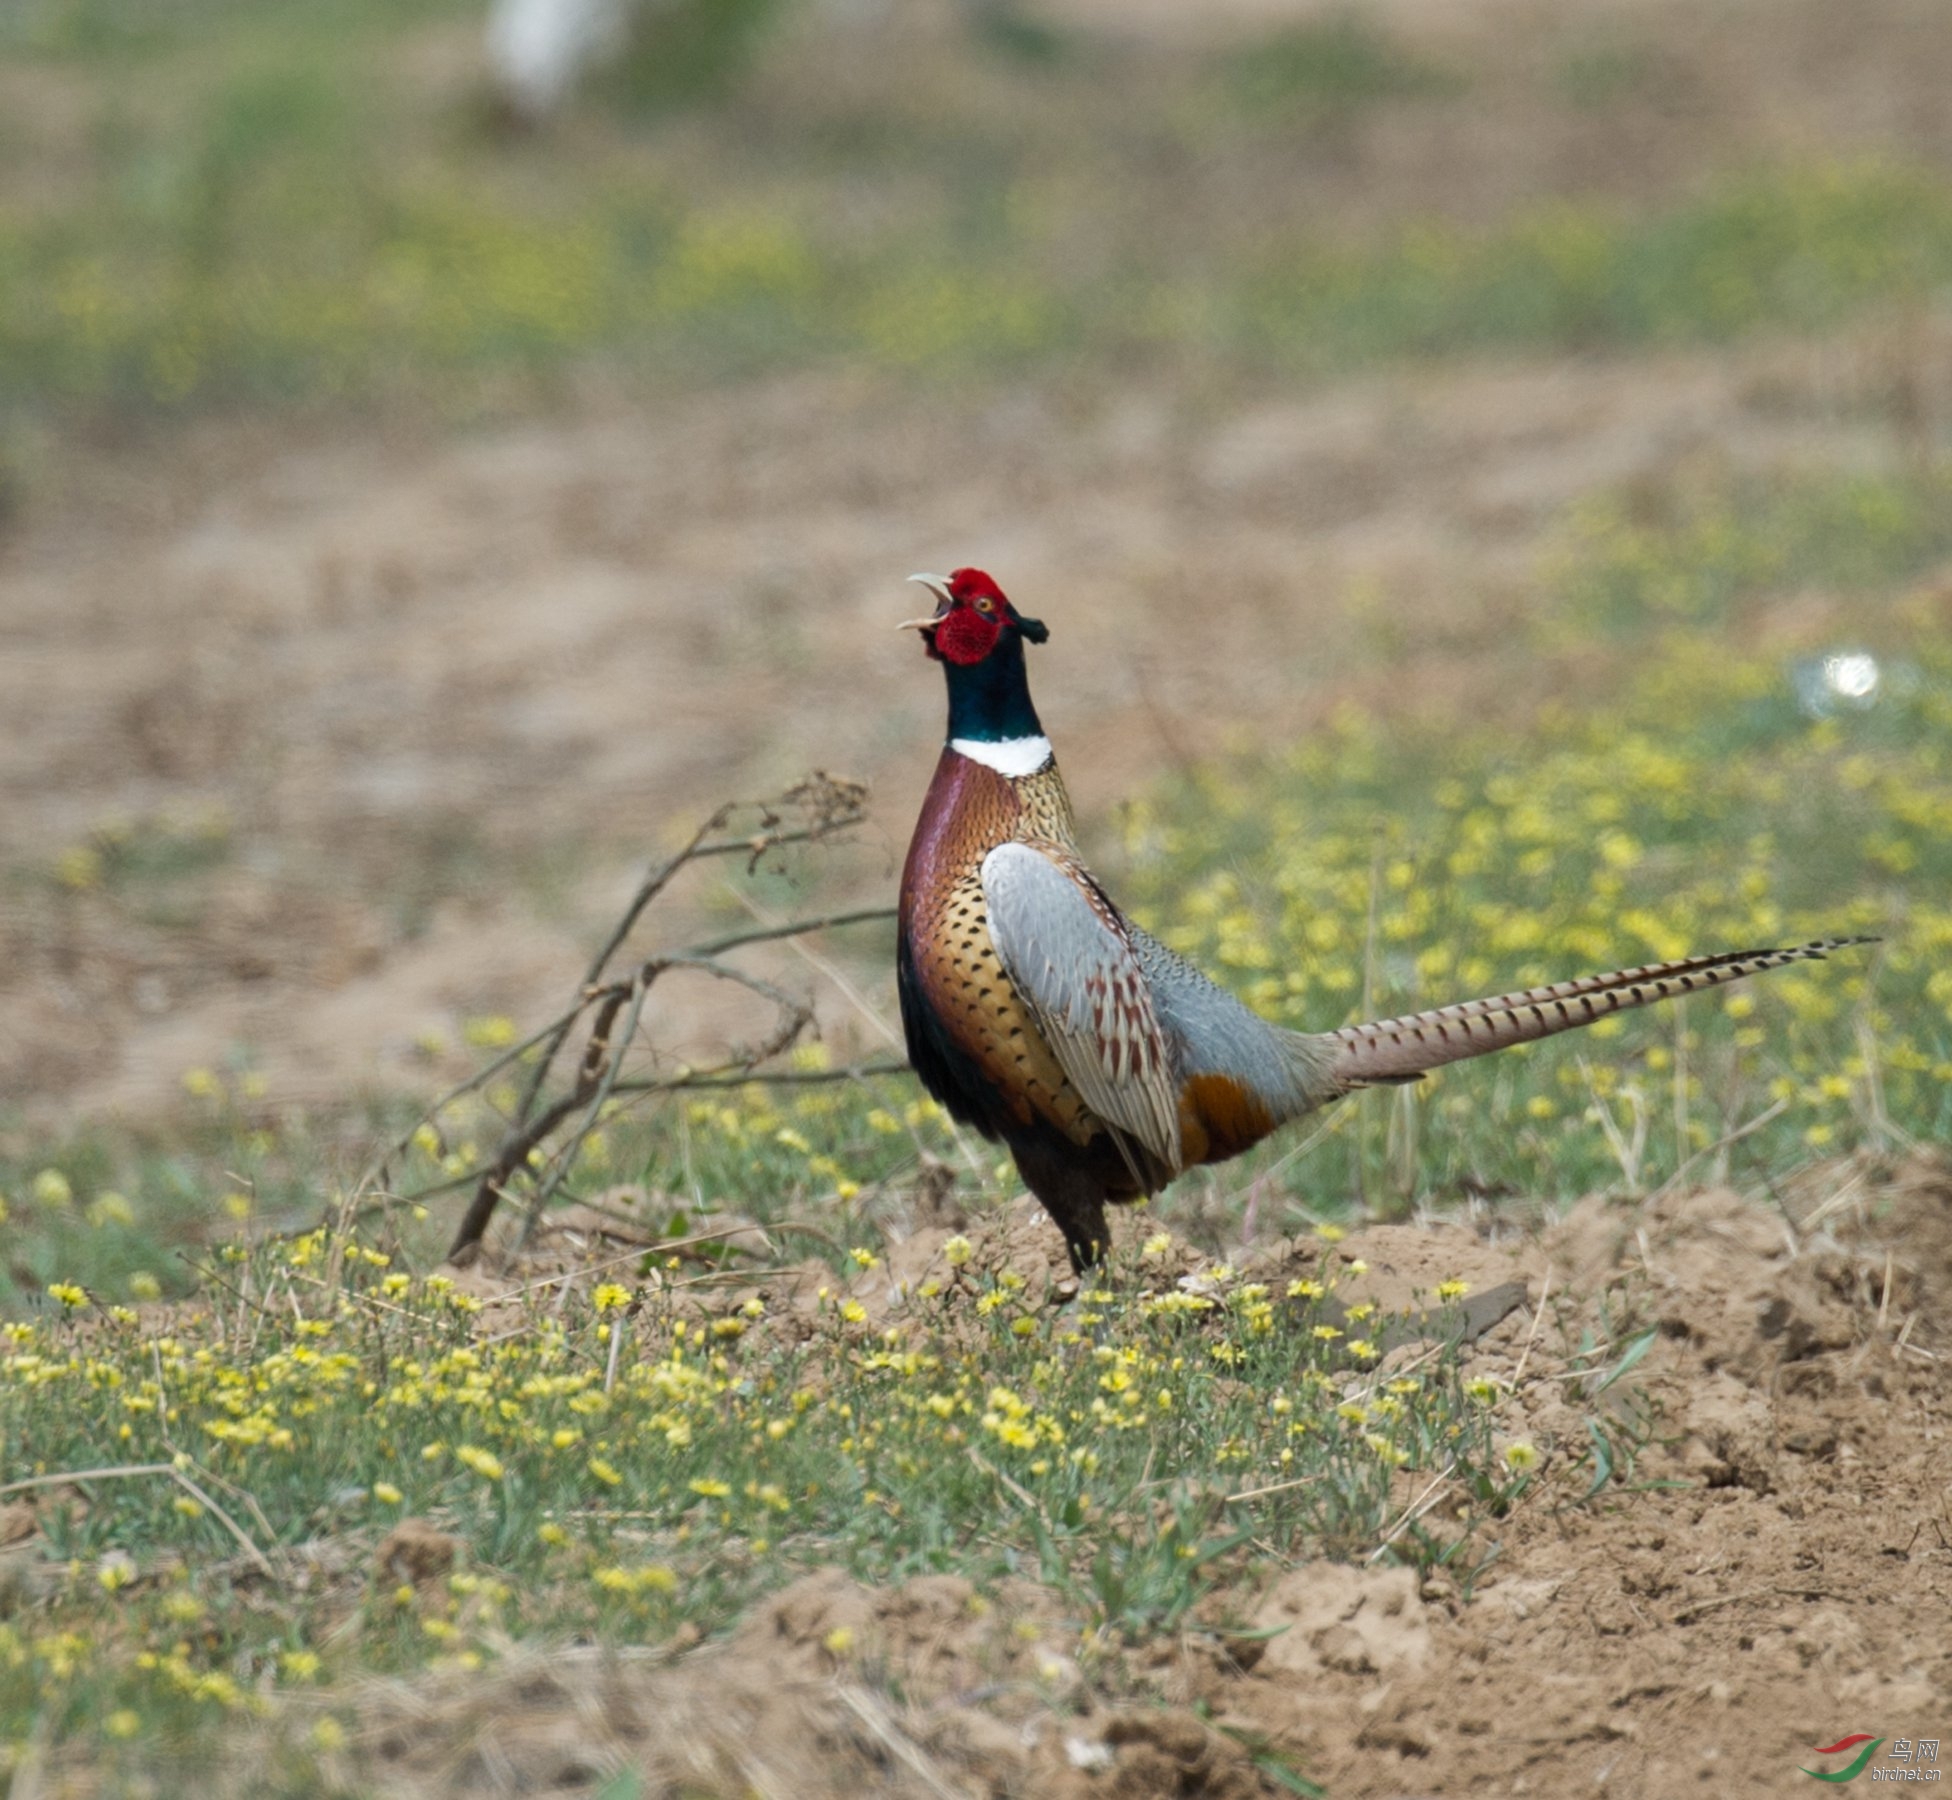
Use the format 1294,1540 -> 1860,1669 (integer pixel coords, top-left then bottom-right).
1234,162 -> 1952,368
1114,471 -> 1952,1225
4,0 -> 1951,417
1219,13 -> 1463,119
0,1221 -> 1523,1788
1543,465 -> 1952,636
12,148 -> 1951,413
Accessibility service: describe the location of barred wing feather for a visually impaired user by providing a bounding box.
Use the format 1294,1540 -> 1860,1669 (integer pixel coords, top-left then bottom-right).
981,841 -> 1183,1170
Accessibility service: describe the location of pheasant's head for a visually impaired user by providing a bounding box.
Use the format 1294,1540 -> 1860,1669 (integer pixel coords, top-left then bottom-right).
900,568 -> 1049,666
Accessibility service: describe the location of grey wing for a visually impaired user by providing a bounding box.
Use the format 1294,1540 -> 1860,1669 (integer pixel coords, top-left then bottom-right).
981,841 -> 1183,1171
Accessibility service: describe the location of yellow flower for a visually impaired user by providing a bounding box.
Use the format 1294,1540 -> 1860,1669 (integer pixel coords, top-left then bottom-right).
88,1191 -> 135,1227
592,1284 -> 630,1313
31,1169 -> 72,1209
1436,1279 -> 1470,1301
1141,1231 -> 1173,1258
47,1282 -> 87,1309
374,1483 -> 404,1505
688,1478 -> 730,1498
280,1650 -> 321,1682
463,1015 -> 518,1049
55,844 -> 103,889
456,1446 -> 504,1482
594,1563 -> 676,1595
943,1235 -> 973,1267
849,1247 -> 879,1269
823,1627 -> 855,1656
1503,1441 -> 1540,1471
104,1710 -> 141,1740
588,1458 -> 623,1487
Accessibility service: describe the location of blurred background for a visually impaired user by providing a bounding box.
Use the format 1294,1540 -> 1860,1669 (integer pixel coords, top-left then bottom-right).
5,0 -> 1952,1295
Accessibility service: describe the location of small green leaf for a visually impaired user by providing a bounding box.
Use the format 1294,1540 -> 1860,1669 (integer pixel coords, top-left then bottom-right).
1590,1325 -> 1658,1394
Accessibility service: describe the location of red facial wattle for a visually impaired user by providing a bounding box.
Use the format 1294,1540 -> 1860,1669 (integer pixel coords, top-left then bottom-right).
930,604 -> 1003,666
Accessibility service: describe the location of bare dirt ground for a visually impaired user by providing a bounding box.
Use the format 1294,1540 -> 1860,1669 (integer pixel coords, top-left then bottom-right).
8,320 -> 1950,1126
306,1152 -> 1952,1799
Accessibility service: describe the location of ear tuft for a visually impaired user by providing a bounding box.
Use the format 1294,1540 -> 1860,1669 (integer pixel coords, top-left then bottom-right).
1016,615 -> 1049,644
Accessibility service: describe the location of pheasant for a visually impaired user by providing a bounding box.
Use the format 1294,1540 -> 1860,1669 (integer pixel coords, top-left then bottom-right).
895,568 -> 1868,1276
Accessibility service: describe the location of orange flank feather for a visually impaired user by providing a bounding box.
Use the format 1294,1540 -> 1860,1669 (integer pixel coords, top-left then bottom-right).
1178,1073 -> 1277,1166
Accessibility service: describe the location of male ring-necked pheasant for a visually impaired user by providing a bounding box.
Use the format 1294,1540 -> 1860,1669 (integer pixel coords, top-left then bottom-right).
896,567 -> 1867,1275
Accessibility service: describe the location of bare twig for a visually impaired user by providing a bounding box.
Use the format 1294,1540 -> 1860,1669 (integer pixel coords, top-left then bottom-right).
833,1686 -> 966,1800
0,1462 -> 278,1583
1509,1265 -> 1553,1392
443,843 -> 886,1249
609,1059 -> 912,1096
1671,1584 -> 1836,1625
513,969 -> 657,1257
678,905 -> 895,962
1649,1096 -> 1789,1204
441,777 -> 882,1262
1225,1472 -> 1326,1505
1365,1459 -> 1458,1563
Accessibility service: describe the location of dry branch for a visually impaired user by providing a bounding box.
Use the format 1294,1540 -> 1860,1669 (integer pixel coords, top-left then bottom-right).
420,775 -> 906,1264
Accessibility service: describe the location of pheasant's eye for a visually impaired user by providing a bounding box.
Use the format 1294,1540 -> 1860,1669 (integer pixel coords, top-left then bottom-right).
974,596 -> 995,614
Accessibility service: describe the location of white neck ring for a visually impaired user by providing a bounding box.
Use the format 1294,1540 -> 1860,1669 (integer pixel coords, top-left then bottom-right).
950,735 -> 1053,778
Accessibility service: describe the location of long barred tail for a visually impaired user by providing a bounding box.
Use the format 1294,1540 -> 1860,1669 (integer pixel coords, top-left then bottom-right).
1320,937 -> 1875,1090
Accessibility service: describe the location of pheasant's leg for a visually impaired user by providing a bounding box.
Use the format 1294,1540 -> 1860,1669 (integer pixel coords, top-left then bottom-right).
1011,1137 -> 1113,1277
1059,1197 -> 1111,1279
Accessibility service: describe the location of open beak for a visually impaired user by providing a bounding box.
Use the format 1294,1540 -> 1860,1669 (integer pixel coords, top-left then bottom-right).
896,572 -> 953,632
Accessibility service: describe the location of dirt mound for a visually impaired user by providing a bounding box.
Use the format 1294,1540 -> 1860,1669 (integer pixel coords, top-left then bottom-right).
337,1567 -> 1261,1800
343,1156 -> 1950,1798
1208,1156 -> 1952,1798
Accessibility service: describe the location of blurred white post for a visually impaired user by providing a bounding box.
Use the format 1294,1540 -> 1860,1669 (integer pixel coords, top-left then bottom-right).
487,0 -> 632,120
